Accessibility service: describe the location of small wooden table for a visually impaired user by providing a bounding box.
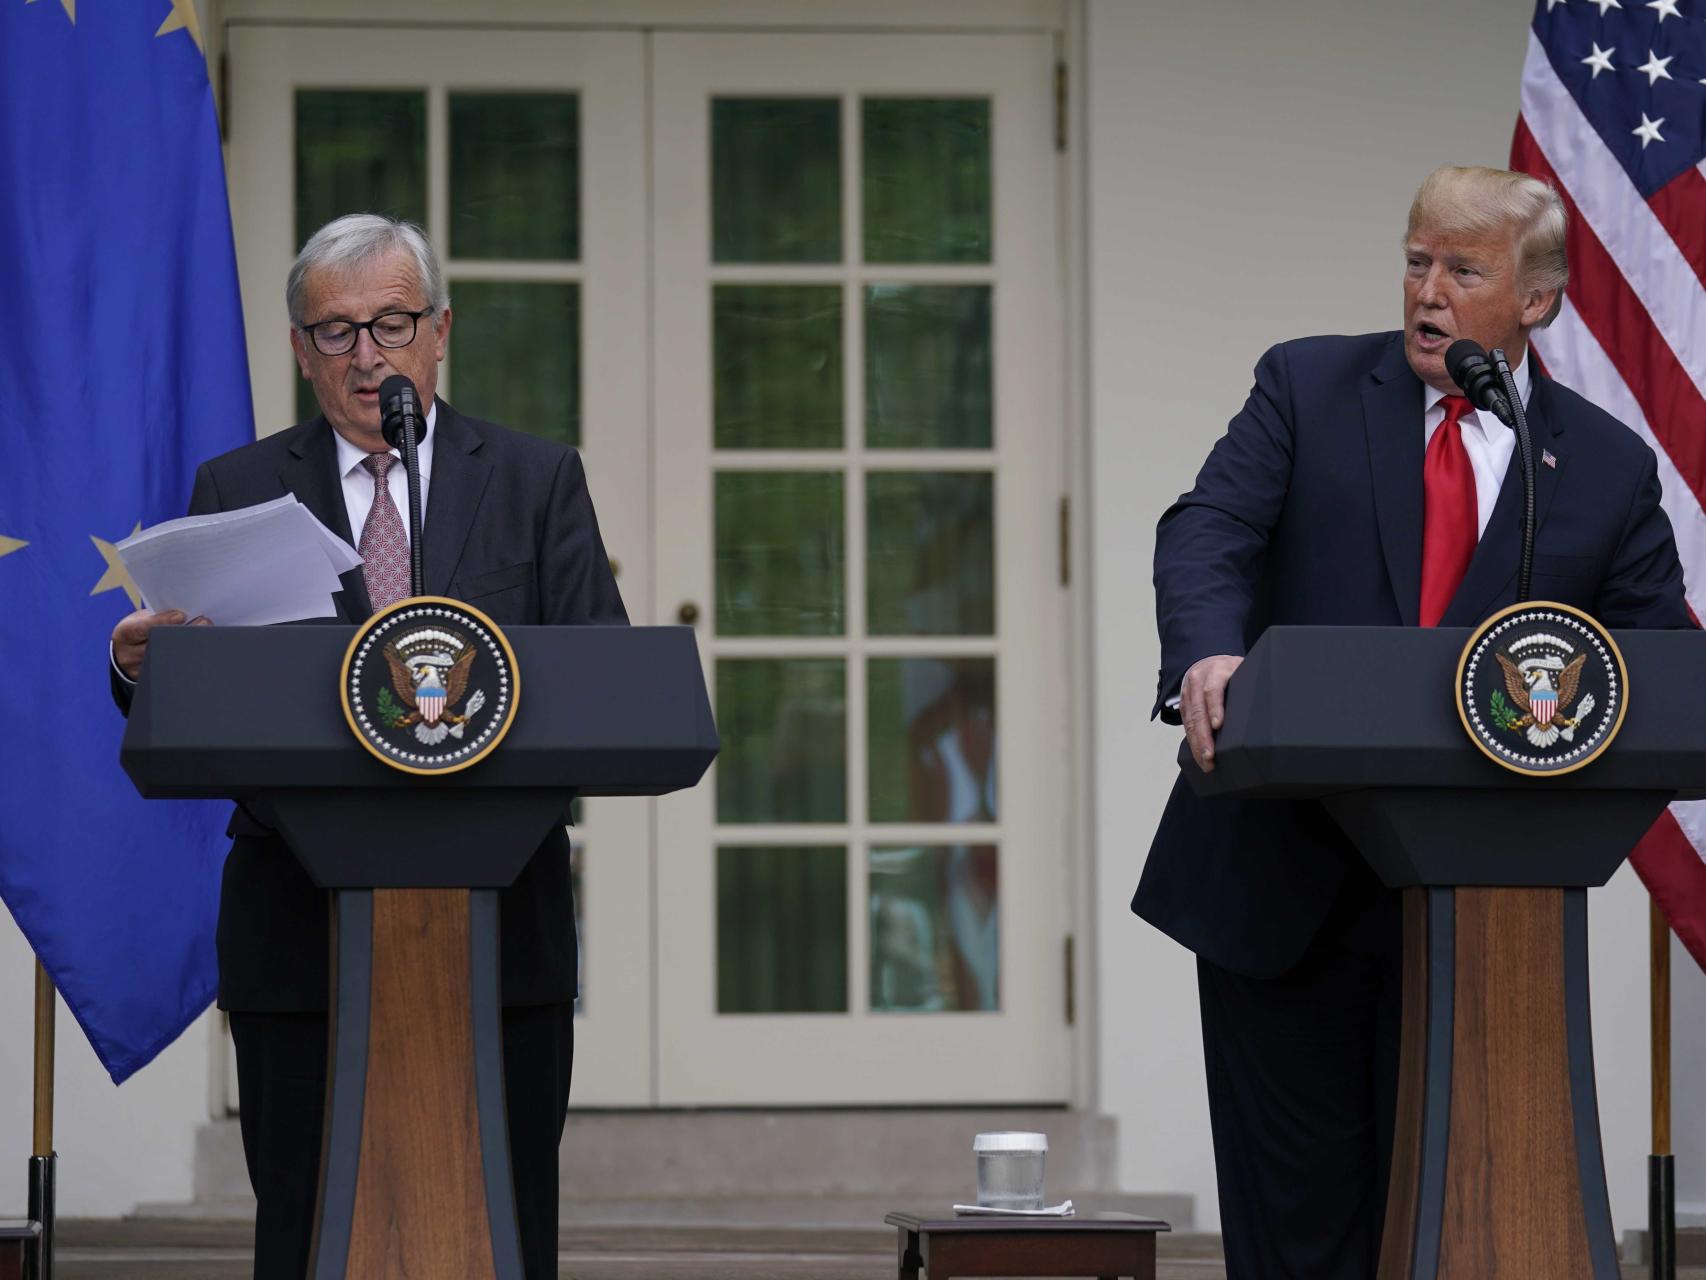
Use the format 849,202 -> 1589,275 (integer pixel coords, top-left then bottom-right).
885,1210 -> 1168,1280
0,1219 -> 40,1280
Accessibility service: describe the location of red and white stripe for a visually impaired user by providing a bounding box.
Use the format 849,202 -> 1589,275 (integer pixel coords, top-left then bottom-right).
1514,30 -> 1706,972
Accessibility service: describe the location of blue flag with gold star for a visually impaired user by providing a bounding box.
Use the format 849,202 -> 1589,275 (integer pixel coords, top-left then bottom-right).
0,1 -> 253,1082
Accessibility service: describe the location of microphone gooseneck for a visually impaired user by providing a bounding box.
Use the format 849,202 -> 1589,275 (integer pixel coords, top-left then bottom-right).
1444,338 -> 1516,428
377,374 -> 425,599
1489,347 -> 1536,603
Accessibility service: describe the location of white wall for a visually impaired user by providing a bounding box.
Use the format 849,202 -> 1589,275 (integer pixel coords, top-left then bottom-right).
0,922 -> 215,1217
1084,0 -> 1705,1239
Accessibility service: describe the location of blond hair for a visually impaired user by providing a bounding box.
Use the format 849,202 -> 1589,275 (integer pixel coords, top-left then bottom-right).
1405,166 -> 1568,327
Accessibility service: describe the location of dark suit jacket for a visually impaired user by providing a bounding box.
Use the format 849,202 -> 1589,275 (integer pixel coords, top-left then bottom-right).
114,401 -> 627,1010
1134,331 -> 1690,979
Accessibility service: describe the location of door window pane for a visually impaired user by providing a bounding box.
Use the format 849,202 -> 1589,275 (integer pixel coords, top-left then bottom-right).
448,281 -> 580,446
716,471 -> 844,636
870,844 -> 999,1012
449,92 -> 580,261
718,846 -> 848,1013
868,657 -> 997,823
715,286 -> 843,450
295,90 -> 428,245
713,98 -> 842,263
867,471 -> 994,636
717,660 -> 846,823
865,285 -> 991,449
294,89 -> 428,426
862,98 -> 991,264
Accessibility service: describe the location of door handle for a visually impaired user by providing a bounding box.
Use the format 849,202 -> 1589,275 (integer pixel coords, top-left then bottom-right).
677,601 -> 700,626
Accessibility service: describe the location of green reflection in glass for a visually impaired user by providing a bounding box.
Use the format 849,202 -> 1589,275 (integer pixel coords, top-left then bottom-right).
717,660 -> 846,824
867,472 -> 994,636
294,89 -> 427,427
715,286 -> 843,450
716,471 -> 844,636
862,98 -> 991,264
449,93 -> 579,261
865,285 -> 991,449
448,281 -> 579,447
718,846 -> 848,1014
868,657 -> 997,824
296,89 -> 427,247
870,844 -> 999,1012
713,98 -> 841,263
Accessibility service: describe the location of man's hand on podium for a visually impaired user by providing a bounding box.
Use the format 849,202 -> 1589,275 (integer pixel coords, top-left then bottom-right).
1180,655 -> 1242,773
112,608 -> 209,681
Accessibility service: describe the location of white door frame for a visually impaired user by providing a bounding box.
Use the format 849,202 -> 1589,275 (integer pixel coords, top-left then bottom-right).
223,24 -> 655,1106
215,0 -> 1094,1115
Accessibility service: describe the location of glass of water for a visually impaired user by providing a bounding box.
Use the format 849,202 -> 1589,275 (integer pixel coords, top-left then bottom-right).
974,1131 -> 1047,1210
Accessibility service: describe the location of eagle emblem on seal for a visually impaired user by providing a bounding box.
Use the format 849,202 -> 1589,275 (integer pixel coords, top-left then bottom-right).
379,627 -> 489,746
1493,644 -> 1596,749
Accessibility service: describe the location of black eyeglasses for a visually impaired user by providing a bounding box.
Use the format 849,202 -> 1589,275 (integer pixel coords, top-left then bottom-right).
300,307 -> 434,357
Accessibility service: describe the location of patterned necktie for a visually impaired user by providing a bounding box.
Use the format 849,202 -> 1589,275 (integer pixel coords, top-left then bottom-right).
1419,395 -> 1477,627
359,453 -> 410,613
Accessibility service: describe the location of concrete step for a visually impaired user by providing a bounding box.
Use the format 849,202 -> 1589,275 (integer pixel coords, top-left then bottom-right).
153,1110 -> 1195,1230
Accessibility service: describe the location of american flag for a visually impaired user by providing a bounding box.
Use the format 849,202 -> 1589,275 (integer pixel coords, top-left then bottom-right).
1511,0 -> 1706,970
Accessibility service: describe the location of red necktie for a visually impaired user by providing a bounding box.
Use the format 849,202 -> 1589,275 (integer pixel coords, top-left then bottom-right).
1419,395 -> 1477,627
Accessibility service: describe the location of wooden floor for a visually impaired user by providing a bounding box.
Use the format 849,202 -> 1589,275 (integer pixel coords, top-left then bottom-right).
36,1219 -> 1706,1279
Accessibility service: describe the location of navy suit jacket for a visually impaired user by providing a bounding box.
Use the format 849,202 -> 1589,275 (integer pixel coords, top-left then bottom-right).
115,401 -> 627,1010
1133,331 -> 1690,979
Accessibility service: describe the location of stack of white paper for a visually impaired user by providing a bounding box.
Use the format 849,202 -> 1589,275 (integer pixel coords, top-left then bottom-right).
116,496 -> 364,626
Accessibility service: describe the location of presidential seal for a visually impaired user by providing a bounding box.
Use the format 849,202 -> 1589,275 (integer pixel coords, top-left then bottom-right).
340,597 -> 520,775
1456,601 -> 1627,777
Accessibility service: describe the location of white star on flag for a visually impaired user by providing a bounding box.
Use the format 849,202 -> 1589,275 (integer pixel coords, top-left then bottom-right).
1633,112 -> 1666,148
1582,42 -> 1617,77
1587,0 -> 1622,12
1547,0 -> 1568,8
1637,50 -> 1675,84
1645,0 -> 1681,17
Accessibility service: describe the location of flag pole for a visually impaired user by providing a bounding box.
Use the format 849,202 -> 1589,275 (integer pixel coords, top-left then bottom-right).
1651,899 -> 1675,1280
28,959 -> 56,1280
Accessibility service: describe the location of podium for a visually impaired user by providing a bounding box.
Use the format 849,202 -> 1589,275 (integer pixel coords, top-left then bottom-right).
120,623 -> 717,1280
1186,626 -> 1706,1280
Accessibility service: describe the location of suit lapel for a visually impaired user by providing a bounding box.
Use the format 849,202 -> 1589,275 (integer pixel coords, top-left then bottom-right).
1441,372 -> 1567,626
421,401 -> 492,597
281,418 -> 371,622
1362,339 -> 1426,627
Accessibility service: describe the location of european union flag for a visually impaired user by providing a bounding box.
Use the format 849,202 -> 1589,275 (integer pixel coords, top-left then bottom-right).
0,2 -> 254,1081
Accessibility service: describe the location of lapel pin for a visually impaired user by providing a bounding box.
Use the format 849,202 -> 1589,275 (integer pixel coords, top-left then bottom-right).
1542,449 -> 1557,469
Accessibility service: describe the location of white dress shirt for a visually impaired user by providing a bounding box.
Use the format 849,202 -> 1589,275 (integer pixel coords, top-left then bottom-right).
1422,354 -> 1530,539
335,400 -> 436,546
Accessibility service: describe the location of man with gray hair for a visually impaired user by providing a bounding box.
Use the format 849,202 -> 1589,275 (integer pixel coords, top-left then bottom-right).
110,213 -> 623,1278
1138,166 -> 1688,1275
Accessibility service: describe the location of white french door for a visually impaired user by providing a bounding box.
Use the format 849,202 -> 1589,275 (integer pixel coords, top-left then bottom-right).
225,18 -> 1070,1109
650,32 -> 1071,1104
225,26 -> 654,1105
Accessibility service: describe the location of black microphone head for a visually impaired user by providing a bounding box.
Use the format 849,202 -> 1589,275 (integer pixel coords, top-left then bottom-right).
1444,338 -> 1489,392
378,374 -> 420,448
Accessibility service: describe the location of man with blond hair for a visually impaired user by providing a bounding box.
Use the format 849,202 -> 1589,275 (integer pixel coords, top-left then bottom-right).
1137,166 -> 1688,1276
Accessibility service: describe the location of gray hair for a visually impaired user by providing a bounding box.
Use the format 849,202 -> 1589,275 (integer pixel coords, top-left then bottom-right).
286,214 -> 450,326
1404,166 -> 1569,328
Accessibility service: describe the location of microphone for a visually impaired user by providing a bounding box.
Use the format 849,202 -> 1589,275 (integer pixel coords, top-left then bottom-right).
378,374 -> 425,599
1444,339 -> 1515,428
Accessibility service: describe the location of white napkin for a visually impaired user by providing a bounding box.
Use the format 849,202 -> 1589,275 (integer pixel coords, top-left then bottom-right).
952,1199 -> 1075,1217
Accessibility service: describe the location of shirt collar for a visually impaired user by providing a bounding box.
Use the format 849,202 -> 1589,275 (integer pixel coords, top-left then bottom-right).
334,400 -> 438,479
1424,350 -> 1532,436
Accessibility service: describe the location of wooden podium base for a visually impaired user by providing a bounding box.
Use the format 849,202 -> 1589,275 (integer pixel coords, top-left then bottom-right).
310,888 -> 522,1280
1380,886 -> 1618,1280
